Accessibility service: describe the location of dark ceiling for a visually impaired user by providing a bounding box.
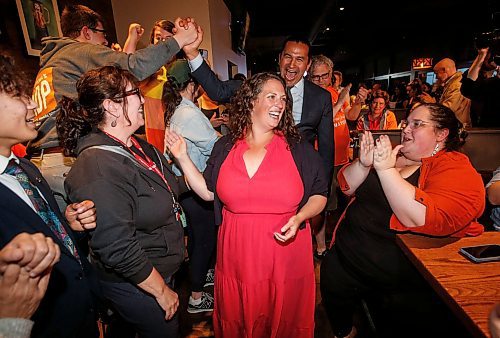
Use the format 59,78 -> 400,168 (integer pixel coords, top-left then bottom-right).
225,0 -> 498,78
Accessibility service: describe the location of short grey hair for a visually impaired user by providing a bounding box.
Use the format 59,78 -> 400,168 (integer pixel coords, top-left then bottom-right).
310,55 -> 334,73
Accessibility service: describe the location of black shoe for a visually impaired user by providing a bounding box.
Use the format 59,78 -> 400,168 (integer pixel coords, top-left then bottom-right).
314,249 -> 328,260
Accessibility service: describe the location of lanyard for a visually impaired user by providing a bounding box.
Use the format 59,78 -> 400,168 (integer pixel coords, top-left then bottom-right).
101,131 -> 186,226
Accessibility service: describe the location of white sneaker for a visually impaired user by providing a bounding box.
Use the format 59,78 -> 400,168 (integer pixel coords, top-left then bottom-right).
187,292 -> 214,314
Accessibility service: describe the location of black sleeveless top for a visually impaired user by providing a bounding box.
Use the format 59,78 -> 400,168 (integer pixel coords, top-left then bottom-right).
335,168 -> 421,288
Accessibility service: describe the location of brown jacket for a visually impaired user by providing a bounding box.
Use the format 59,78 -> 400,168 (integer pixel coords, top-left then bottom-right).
440,71 -> 471,127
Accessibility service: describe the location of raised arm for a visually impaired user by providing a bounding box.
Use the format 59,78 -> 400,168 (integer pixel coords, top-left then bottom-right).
86,17 -> 198,81
345,87 -> 368,121
332,84 -> 351,118
340,131 -> 374,195
467,48 -> 489,81
373,135 -> 426,227
122,23 -> 145,54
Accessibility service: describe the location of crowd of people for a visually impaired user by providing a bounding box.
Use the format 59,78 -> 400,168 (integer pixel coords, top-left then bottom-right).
0,3 -> 499,338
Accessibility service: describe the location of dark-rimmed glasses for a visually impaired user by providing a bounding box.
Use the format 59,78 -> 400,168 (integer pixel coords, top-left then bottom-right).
310,72 -> 330,82
401,119 -> 433,130
89,27 -> 107,37
116,88 -> 142,99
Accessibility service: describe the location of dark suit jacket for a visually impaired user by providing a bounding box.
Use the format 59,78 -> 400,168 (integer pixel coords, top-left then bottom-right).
0,158 -> 99,338
192,61 -> 334,177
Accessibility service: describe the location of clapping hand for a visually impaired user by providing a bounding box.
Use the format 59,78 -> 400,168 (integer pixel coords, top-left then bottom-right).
164,129 -> 188,159
355,87 -> 369,104
359,131 -> 375,168
373,135 -> 403,171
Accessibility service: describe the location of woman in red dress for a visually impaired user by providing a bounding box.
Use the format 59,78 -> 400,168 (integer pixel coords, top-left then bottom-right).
165,72 -> 328,337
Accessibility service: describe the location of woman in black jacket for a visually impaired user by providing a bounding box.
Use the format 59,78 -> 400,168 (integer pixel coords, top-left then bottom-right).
57,66 -> 187,338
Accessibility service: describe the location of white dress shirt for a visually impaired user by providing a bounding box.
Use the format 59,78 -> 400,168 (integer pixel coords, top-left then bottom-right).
0,153 -> 43,211
188,53 -> 204,72
290,78 -> 305,126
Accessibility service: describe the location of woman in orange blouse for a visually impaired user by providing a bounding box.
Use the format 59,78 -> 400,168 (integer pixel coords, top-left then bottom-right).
321,103 -> 485,338
357,89 -> 398,130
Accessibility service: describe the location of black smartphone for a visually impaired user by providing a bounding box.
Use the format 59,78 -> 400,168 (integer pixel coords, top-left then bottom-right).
459,244 -> 500,263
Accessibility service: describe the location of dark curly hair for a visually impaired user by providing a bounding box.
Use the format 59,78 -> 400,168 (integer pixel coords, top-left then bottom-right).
57,66 -> 138,156
227,72 -> 300,145
419,103 -> 468,151
0,54 -> 30,97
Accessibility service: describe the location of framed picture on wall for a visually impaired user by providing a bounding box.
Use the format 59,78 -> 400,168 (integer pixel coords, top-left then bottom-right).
15,0 -> 62,56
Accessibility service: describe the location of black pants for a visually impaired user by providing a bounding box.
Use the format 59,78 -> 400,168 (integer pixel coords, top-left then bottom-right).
181,192 -> 217,292
320,246 -> 368,337
100,277 -> 179,338
320,246 -> 466,338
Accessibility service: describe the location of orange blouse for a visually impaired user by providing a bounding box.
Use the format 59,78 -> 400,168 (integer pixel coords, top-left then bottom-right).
338,150 -> 485,238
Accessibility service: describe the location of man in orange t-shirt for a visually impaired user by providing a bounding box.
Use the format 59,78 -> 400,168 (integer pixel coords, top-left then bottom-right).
308,55 -> 353,258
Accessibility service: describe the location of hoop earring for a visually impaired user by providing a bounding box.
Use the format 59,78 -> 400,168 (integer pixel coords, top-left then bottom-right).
431,143 -> 440,156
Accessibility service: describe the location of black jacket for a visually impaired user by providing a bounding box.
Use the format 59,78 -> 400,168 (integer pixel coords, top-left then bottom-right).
461,75 -> 500,127
65,130 -> 188,284
0,159 -> 100,338
203,135 -> 329,226
192,60 -> 334,178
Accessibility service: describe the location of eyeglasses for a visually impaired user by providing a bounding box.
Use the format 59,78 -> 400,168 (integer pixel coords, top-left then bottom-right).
401,119 -> 433,130
116,88 -> 142,99
310,72 -> 330,82
89,27 -> 107,37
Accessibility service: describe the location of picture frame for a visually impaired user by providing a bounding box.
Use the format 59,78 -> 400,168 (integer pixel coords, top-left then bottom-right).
15,0 -> 62,56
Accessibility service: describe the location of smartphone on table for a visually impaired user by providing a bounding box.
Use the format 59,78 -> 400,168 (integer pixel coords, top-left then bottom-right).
459,244 -> 500,263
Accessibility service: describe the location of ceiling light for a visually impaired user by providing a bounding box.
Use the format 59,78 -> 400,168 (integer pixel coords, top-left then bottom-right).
339,7 -> 344,10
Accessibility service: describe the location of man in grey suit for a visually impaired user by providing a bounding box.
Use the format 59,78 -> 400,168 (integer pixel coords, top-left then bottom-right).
183,31 -> 334,178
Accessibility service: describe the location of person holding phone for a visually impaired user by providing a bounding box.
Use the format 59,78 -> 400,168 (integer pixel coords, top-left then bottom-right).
165,72 -> 328,338
321,103 -> 485,338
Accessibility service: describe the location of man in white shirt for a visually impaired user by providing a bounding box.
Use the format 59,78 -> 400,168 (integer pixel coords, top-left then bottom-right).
0,54 -> 99,337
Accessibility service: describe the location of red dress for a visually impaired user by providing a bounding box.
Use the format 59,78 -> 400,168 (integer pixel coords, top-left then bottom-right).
214,134 -> 315,338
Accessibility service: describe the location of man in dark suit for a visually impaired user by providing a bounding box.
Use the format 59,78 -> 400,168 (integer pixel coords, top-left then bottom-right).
0,54 -> 99,338
183,32 -> 334,178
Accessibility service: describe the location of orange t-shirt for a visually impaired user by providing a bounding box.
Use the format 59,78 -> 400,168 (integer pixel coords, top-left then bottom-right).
327,86 -> 350,166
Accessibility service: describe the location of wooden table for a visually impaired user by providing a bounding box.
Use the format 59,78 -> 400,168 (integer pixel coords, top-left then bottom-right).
396,232 -> 500,338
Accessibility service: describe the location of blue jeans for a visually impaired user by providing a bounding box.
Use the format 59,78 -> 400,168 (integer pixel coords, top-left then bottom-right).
100,277 -> 179,338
